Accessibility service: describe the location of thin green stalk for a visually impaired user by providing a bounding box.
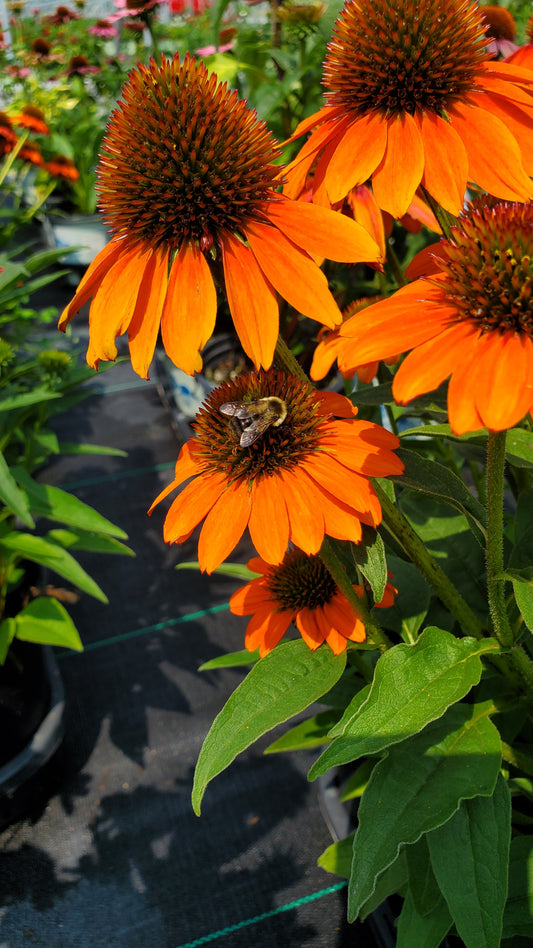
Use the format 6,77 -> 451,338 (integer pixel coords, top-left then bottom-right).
375,481 -> 485,639
385,240 -> 408,288
486,431 -> 514,649
421,188 -> 460,240
501,740 -> 533,777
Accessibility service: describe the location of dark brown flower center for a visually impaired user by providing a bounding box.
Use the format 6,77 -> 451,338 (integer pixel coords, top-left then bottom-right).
434,201 -> 533,338
266,549 -> 337,611
191,370 -> 325,482
97,54 -> 282,252
323,0 -> 488,119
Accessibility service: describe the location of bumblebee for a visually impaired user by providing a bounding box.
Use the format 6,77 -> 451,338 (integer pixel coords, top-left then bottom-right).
220,396 -> 288,447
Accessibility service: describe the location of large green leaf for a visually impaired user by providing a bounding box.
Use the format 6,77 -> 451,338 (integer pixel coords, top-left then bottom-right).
505,428 -> 533,469
0,389 -> 61,412
0,450 -> 34,526
502,836 -> 533,938
396,891 -> 452,948
392,447 -> 487,540
13,596 -> 83,651
308,628 -> 499,779
509,490 -> 533,632
347,702 -> 502,921
318,833 -> 355,879
192,640 -> 346,814
427,774 -> 511,948
0,532 -> 108,602
47,528 -> 134,557
405,835 -> 441,918
198,648 -> 259,670
13,467 -> 128,538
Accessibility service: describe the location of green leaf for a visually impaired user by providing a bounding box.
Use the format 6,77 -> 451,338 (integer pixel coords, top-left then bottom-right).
13,467 -> 128,538
0,532 -> 108,602
58,442 -> 127,458
0,617 -> 16,664
339,757 -> 377,801
396,891 -> 452,948
192,640 -> 346,814
374,553 -> 431,642
318,833 -> 355,879
198,648 -> 259,670
405,836 -> 441,918
359,854 -> 410,922
0,390 -> 61,412
13,596 -> 83,651
508,491 -> 533,632
351,526 -> 388,603
351,381 -> 394,406
46,528 -> 134,557
506,428 -> 533,469
347,702 -> 502,921
178,561 -> 257,580
427,774 -> 511,948
502,836 -> 533,938
265,708 -> 342,753
392,447 -> 487,541
0,450 -> 34,527
309,628 -> 498,779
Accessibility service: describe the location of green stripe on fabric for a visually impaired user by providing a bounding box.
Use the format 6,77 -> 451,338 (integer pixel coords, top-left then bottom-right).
59,460 -> 175,491
59,603 -> 231,656
174,882 -> 348,947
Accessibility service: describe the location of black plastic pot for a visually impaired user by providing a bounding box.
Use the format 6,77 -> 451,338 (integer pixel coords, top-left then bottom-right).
0,640 -> 65,797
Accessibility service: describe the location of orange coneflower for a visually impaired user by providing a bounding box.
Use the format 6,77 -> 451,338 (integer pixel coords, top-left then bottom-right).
230,550 -> 397,656
310,297 -> 399,383
46,155 -> 79,180
19,140 -> 44,166
58,54 -> 380,380
479,4 -> 518,59
0,112 -> 17,157
283,0 -> 533,217
327,200 -> 533,435
150,369 -> 403,573
11,105 -> 49,135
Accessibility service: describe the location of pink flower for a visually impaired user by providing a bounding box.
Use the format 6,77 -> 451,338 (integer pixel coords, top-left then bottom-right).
109,0 -> 164,21
88,18 -> 119,37
195,41 -> 234,56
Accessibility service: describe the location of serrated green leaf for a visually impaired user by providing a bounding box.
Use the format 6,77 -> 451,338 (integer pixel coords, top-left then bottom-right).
0,450 -> 34,526
396,891 -> 453,948
318,833 -> 355,879
391,447 -> 487,541
198,648 -> 259,670
502,836 -> 533,938
309,628 -> 498,780
351,526 -> 388,603
427,774 -> 511,948
406,836 -> 441,918
13,467 -> 128,538
265,708 -> 342,753
192,640 -> 346,814
347,702 -> 502,921
0,532 -> 108,602
13,596 -> 83,651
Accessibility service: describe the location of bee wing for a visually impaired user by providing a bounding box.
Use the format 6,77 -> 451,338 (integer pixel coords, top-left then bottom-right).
239,417 -> 272,447
220,402 -> 250,419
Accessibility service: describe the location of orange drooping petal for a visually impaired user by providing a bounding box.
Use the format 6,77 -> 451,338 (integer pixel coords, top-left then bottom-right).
469,92 -> 533,173
160,242 -> 217,376
265,195 -> 381,264
249,475 -> 290,565
470,330 -> 533,431
317,487 -> 363,544
392,321 -> 479,405
325,112 -> 388,204
277,468 -> 325,555
372,113 -> 425,218
163,470 -> 227,542
85,243 -> 153,368
198,480 -> 251,573
246,219 -> 342,328
447,348 -> 486,435
282,120 -> 343,199
229,577 -> 271,614
220,232 -> 279,369
449,101 -> 533,201
127,246 -> 170,379
346,185 -> 387,260
417,111 -> 468,216
58,238 -> 126,330
148,443 -> 201,513
286,104 -> 344,141
324,594 -> 366,643
296,608 -> 326,650
245,609 -> 292,656
301,452 -> 377,521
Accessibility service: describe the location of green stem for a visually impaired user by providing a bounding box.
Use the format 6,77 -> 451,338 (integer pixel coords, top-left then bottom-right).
385,240 -> 408,288
421,188 -> 460,240
501,740 -> 533,777
319,537 -> 392,651
486,430 -> 514,649
375,482 -> 484,639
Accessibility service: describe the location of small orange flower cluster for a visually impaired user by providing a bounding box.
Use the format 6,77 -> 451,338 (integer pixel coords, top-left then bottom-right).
0,104 -> 80,181
59,0 -> 533,655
